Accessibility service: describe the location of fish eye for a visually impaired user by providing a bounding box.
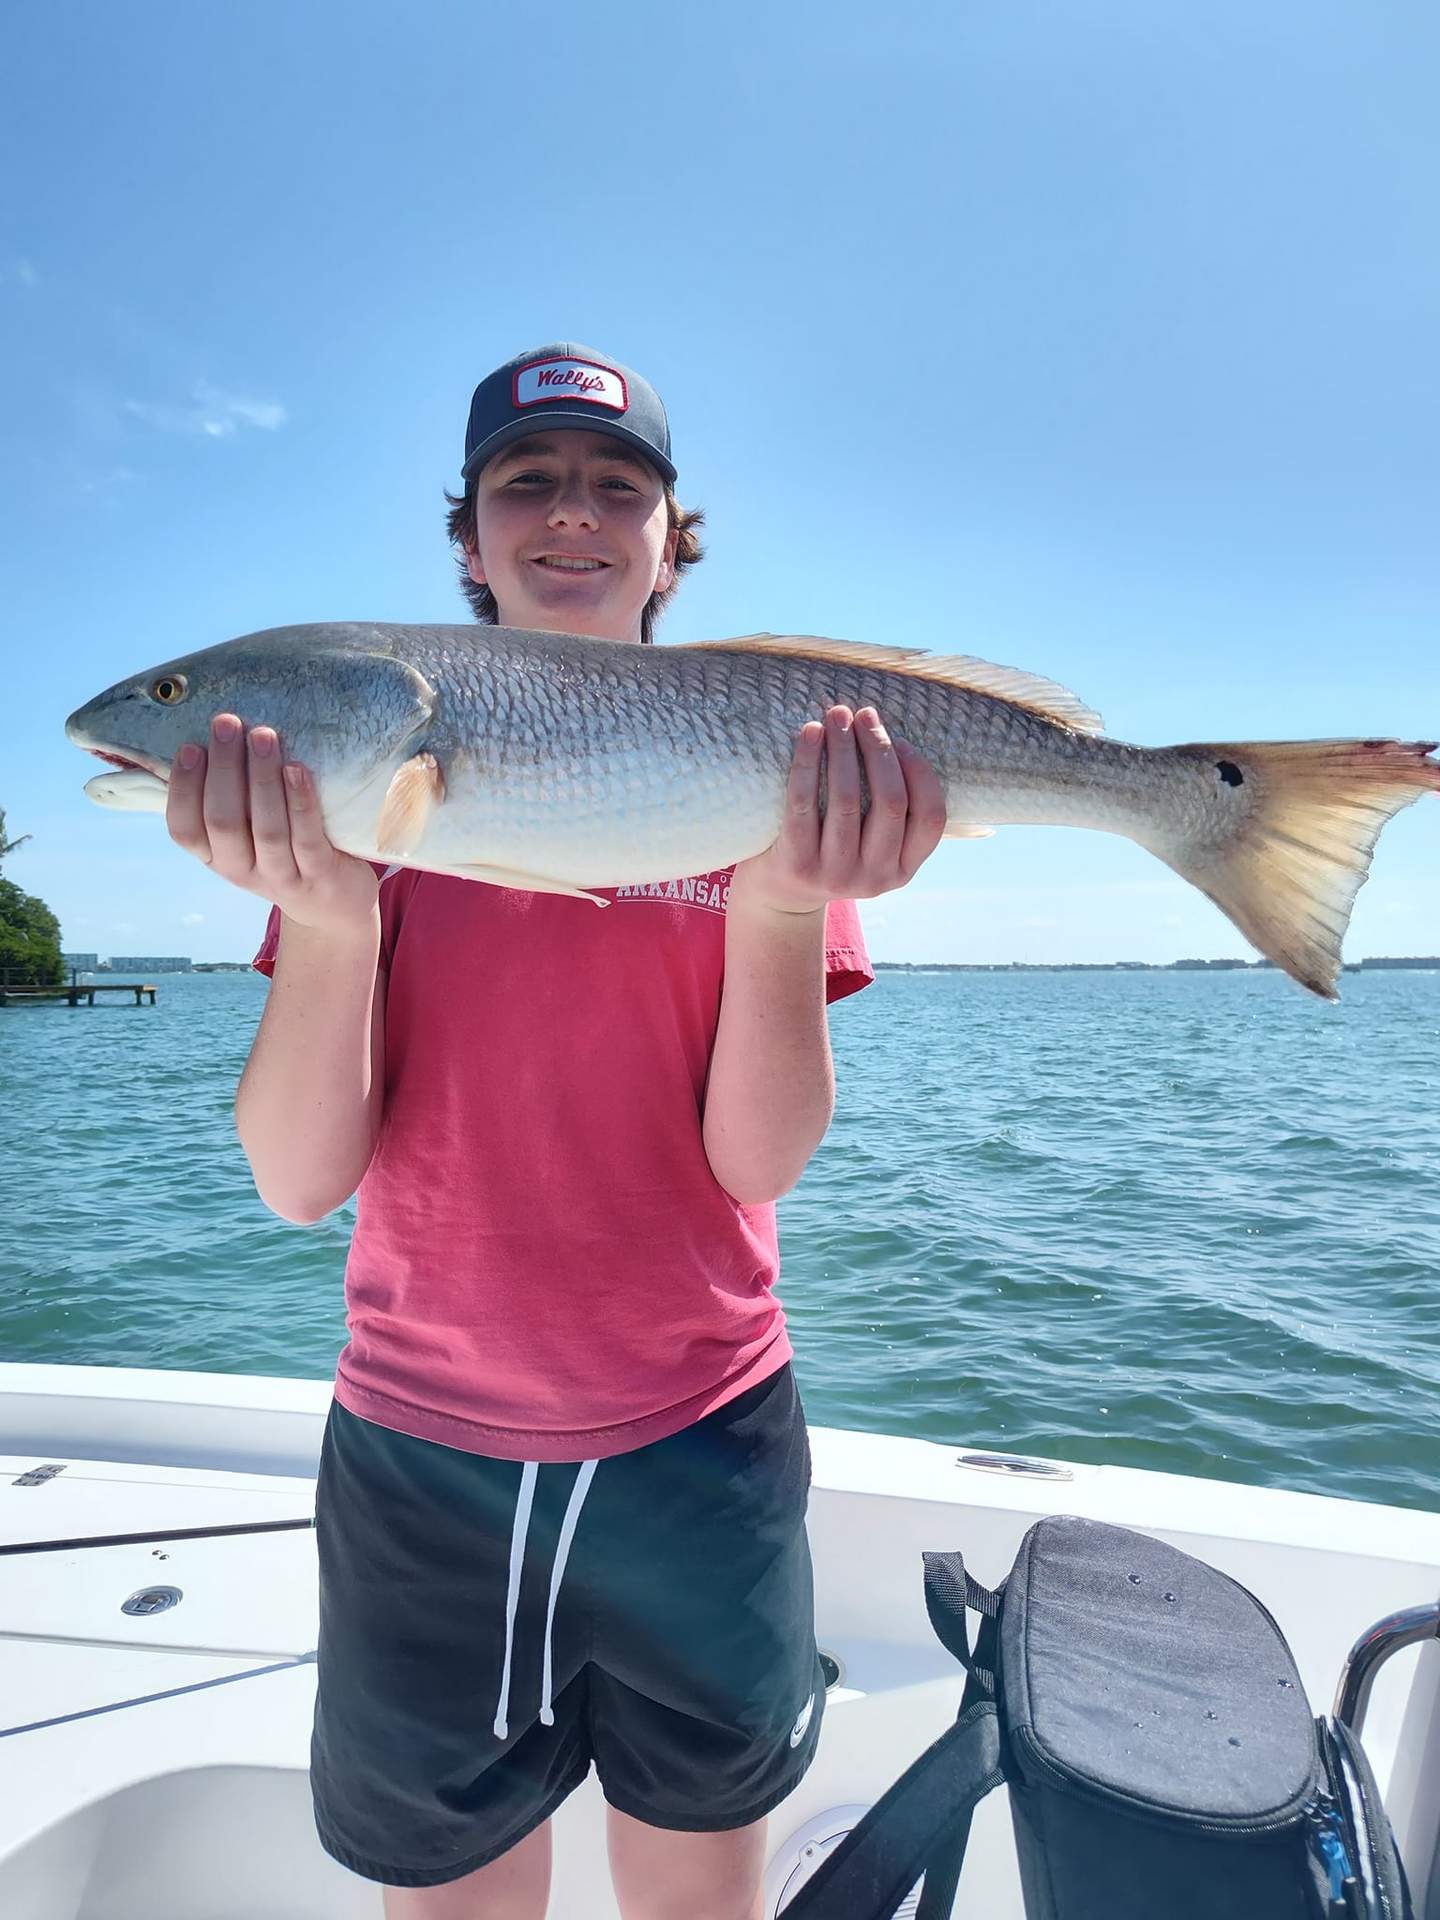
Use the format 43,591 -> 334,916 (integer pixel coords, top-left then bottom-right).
150,674 -> 189,705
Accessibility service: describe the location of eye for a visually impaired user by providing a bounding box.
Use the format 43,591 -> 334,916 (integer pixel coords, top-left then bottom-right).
150,674 -> 189,705
506,471 -> 550,486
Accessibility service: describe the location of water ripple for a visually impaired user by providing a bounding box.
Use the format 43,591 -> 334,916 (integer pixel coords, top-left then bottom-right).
3,967 -> 1437,1514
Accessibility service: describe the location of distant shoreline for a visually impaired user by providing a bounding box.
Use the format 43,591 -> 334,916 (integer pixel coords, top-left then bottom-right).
872,956 -> 1439,974
67,956 -> 1440,978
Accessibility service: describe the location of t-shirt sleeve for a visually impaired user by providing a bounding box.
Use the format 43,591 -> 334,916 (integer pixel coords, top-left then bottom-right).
823,898 -> 874,1004
252,905 -> 282,979
250,864 -> 405,980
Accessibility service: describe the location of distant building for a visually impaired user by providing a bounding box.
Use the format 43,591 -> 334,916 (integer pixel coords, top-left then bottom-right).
105,955 -> 192,974
60,952 -> 99,973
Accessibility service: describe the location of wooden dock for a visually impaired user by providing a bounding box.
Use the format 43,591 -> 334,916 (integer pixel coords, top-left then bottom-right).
0,982 -> 157,1007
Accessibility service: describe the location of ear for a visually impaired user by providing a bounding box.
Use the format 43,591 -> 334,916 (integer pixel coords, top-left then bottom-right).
464,542 -> 488,588
653,525 -> 680,595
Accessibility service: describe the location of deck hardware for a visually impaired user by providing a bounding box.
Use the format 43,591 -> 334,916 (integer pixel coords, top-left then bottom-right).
0,1515 -> 314,1558
12,1464 -> 66,1487
819,1649 -> 843,1690
956,1451 -> 1073,1482
121,1585 -> 183,1616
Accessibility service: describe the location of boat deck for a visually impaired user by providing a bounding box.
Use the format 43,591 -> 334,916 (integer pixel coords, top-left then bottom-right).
2,1366 -> 1437,1918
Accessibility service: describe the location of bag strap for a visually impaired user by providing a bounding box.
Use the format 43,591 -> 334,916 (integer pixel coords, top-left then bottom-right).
780,1700 -> 1005,1920
923,1548 -> 1005,1698
912,1552 -> 1008,1918
783,1554 -> 1009,1919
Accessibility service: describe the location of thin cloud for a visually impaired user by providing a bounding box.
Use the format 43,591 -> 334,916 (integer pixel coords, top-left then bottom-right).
16,259 -> 38,288
180,913 -> 206,927
78,466 -> 138,496
124,380 -> 287,439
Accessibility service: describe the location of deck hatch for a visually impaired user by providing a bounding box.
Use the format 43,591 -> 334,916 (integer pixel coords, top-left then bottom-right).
121,1585 -> 184,1616
11,1464 -> 66,1487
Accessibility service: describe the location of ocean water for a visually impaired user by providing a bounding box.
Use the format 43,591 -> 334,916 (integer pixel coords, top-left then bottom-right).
2,968 -> 1437,1514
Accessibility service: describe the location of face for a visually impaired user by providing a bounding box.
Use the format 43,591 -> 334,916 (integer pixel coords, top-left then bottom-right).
467,428 -> 678,644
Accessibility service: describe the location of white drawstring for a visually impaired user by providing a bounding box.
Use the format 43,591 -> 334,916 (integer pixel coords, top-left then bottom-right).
539,1460 -> 598,1727
491,1459 -> 599,1740
492,1461 -> 538,1740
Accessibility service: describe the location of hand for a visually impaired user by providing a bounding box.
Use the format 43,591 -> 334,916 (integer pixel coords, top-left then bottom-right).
166,713 -> 380,936
729,705 -> 948,917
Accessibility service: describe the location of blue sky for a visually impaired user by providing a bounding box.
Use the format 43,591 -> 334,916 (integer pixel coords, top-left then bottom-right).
4,0 -> 1436,967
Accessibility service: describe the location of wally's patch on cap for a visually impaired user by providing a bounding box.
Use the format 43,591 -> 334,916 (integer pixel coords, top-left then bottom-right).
463,340 -> 675,482
514,357 -> 628,414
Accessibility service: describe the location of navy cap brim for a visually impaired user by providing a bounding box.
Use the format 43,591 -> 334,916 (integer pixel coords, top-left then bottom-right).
461,412 -> 677,486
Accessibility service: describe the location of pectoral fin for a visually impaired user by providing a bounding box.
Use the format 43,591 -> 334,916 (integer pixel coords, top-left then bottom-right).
376,752 -> 445,855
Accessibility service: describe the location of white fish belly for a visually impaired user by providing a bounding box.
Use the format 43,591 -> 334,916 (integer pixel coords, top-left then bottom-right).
406,738 -> 789,886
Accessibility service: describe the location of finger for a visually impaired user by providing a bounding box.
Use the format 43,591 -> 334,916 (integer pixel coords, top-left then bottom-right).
165,741 -> 212,863
819,705 -> 861,880
281,761 -> 340,879
201,713 -> 257,874
893,737 -> 949,876
771,718 -> 821,843
854,707 -> 908,878
245,726 -> 301,890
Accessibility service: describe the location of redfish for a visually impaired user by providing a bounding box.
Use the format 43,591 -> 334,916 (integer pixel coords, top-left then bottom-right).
67,624 -> 1440,999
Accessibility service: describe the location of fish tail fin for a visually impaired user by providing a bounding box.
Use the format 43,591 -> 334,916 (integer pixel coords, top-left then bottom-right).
1161,738 -> 1439,999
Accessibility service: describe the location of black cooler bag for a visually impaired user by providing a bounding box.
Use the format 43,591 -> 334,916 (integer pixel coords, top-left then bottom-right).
786,1515 -> 1411,1919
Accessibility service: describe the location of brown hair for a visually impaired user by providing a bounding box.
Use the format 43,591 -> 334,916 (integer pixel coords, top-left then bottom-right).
444,472 -> 706,645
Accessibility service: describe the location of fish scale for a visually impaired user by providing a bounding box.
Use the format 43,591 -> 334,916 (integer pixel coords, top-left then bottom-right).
66,622 -> 1439,999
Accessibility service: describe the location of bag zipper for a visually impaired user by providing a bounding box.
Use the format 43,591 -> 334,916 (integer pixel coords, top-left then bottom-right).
1304,1793 -> 1363,1917
1010,1724 -> 1315,1839
1016,1728 -> 1359,1916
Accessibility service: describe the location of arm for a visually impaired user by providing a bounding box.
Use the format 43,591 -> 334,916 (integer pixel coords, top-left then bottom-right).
236,919 -> 387,1224
702,704 -> 946,1205
166,713 -> 386,1224
701,900 -> 833,1205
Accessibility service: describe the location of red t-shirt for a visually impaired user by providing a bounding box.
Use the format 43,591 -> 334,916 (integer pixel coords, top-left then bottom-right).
253,866 -> 872,1461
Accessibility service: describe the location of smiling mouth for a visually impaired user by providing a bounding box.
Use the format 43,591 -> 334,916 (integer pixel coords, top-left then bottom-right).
531,556 -> 611,572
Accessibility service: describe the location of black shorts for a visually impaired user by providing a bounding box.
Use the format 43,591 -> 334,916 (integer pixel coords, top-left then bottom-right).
310,1365 -> 824,1887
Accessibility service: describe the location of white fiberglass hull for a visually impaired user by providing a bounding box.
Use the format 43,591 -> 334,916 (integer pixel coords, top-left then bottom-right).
0,1364 -> 1437,1920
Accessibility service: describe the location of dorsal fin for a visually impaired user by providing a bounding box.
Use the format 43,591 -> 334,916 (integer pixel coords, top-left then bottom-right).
679,632 -> 1104,735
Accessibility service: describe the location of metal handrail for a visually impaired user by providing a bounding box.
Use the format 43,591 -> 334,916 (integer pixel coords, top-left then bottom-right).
1333,1600 -> 1440,1735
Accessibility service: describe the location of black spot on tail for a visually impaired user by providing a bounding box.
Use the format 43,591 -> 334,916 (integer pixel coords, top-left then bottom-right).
1216,760 -> 1244,787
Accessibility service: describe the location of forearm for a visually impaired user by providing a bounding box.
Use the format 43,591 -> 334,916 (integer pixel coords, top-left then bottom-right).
702,897 -> 835,1205
236,910 -> 385,1224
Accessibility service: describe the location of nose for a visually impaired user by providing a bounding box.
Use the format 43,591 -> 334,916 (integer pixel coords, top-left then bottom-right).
547,473 -> 601,532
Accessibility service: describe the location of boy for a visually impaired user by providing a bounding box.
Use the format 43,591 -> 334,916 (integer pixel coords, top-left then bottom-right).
165,343 -> 946,1920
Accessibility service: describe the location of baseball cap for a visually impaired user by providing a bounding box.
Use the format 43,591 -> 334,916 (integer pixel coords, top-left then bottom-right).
461,342 -> 677,485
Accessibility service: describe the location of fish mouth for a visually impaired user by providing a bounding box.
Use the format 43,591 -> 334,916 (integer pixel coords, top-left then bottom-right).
85,745 -> 169,782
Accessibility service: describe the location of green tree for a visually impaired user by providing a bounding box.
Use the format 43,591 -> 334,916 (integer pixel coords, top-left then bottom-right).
0,808 -> 32,869
0,810 -> 62,987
